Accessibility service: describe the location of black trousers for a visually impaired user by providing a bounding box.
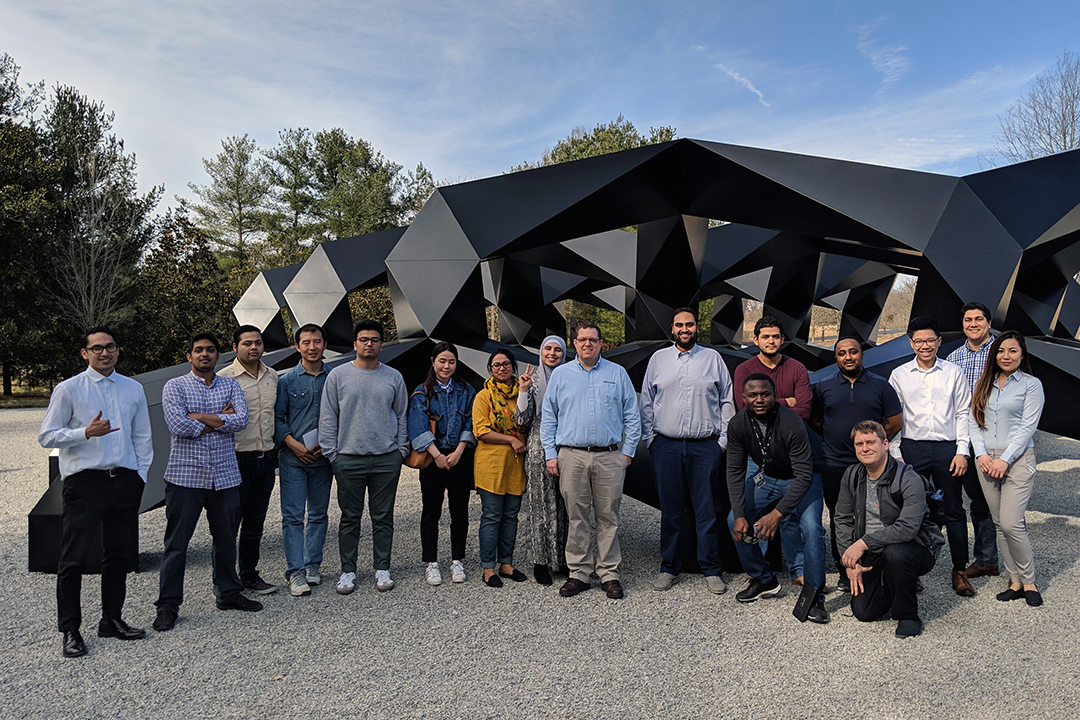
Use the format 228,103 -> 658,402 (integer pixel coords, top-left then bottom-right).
851,541 -> 935,622
418,452 -> 473,563
902,439 -> 968,571
57,469 -> 144,632
156,483 -> 243,611
819,463 -> 848,570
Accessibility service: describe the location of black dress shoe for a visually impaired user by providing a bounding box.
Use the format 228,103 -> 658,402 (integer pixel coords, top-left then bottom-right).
483,573 -> 504,588
807,600 -> 831,625
153,608 -> 178,632
534,564 -> 553,586
216,595 -> 263,612
1025,589 -> 1044,607
62,630 -> 87,658
996,587 -> 1026,602
601,579 -> 624,599
97,618 -> 147,640
499,567 -> 528,582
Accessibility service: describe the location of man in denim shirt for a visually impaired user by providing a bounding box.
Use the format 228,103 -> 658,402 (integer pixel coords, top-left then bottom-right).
274,324 -> 332,597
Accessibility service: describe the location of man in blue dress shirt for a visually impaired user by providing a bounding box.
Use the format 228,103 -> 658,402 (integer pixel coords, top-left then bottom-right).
39,327 -> 153,658
541,322 -> 641,600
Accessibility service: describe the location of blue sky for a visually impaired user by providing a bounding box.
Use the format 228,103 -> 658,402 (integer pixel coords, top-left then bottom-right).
2,1 -> 1077,203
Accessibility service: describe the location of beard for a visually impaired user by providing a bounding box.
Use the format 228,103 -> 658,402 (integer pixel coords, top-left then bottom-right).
839,363 -> 862,379
674,332 -> 698,350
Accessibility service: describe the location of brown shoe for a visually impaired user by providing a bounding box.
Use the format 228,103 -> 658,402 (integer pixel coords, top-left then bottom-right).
601,579 -> 624,599
791,576 -> 804,587
915,577 -> 924,593
965,562 -> 1000,578
952,570 -> 976,597
559,578 -> 590,597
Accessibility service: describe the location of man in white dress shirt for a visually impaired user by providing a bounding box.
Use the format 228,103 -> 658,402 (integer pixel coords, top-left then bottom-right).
888,316 -> 975,597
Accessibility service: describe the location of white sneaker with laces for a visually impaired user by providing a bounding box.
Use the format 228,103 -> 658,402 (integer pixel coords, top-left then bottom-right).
450,560 -> 467,583
375,569 -> 395,592
290,571 -> 312,597
425,562 -> 443,586
336,572 -> 356,595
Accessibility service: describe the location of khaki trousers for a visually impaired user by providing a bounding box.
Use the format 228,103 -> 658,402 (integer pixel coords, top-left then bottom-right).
976,447 -> 1037,585
557,448 -> 626,583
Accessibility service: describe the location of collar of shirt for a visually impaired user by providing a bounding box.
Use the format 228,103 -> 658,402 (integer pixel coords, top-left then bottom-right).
438,378 -> 452,391
87,366 -> 116,384
833,370 -> 866,386
299,361 -> 327,377
229,357 -> 268,380
575,356 -> 605,372
187,369 -> 220,387
907,358 -> 942,374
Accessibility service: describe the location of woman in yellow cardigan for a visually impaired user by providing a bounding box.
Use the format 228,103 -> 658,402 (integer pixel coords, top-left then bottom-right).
473,349 -> 529,587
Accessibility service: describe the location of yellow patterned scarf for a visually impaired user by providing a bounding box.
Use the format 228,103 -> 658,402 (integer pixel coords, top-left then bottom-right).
485,376 -> 527,440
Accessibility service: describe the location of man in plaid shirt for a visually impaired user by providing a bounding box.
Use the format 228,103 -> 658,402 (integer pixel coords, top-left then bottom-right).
153,332 -> 263,632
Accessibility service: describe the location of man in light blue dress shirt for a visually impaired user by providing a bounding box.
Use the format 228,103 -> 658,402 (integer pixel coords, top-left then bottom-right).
541,322 -> 641,600
39,327 -> 153,658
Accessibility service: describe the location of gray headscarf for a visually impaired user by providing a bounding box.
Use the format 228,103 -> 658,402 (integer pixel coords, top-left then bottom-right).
533,334 -> 567,408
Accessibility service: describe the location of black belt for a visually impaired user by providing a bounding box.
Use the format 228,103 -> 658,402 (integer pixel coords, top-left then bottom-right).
236,450 -> 275,459
75,467 -> 136,478
562,444 -> 620,453
659,434 -> 719,442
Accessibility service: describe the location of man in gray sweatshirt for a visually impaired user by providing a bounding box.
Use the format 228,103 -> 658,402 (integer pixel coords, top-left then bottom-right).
319,319 -> 409,594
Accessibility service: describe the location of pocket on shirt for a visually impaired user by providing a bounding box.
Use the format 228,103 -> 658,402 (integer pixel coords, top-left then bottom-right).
289,389 -> 309,400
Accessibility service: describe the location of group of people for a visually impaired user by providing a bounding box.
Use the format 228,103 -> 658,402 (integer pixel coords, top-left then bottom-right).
39,299 -> 1046,657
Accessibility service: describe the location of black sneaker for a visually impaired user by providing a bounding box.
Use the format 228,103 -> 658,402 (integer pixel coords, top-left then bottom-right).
153,607 -> 178,632
895,617 -> 924,637
243,576 -> 279,595
837,575 -> 851,594
216,595 -> 264,612
736,576 -> 782,603
807,600 -> 831,624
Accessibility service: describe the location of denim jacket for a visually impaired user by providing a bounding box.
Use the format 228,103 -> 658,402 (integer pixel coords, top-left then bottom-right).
274,361 -> 329,467
408,379 -> 477,452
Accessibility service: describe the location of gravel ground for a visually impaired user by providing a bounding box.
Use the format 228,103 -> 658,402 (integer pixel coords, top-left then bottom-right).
2,406 -> 1079,719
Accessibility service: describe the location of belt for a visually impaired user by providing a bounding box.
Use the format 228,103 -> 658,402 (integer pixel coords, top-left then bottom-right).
659,433 -> 719,442
562,444 -> 620,453
236,450 -> 275,459
76,467 -> 136,478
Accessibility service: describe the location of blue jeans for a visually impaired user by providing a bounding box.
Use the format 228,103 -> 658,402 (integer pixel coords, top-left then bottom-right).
652,435 -> 722,576
279,461 -> 334,577
478,489 -> 522,569
746,458 -> 804,577
728,470 -> 826,603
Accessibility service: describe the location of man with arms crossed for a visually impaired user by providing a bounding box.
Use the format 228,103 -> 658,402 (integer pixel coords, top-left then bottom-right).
945,302 -> 999,579
640,307 -> 734,594
320,319 -> 409,595
154,332 -> 261,633
275,323 -> 333,597
542,322 -> 641,600
836,421 -> 945,638
218,325 -> 279,595
39,327 -> 153,658
888,316 -> 975,596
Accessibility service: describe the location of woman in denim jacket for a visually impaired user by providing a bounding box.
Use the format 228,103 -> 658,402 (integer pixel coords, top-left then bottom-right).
408,342 -> 477,586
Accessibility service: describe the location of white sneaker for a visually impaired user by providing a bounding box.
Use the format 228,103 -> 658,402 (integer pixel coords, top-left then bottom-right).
336,572 -> 356,595
425,562 -> 443,586
290,571 -> 312,597
450,560 -> 467,583
375,569 -> 395,592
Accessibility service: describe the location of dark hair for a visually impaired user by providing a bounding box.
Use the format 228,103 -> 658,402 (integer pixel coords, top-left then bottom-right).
754,316 -> 783,338
80,326 -> 116,348
575,321 -> 602,342
487,348 -> 517,375
294,323 -> 326,344
353,319 -> 384,341
971,331 -> 1033,429
850,420 -> 886,442
742,372 -> 776,392
834,336 -> 862,350
961,302 -> 991,323
906,316 -> 940,338
233,324 -> 262,347
188,332 -> 220,353
672,306 -> 698,323
424,342 -> 459,399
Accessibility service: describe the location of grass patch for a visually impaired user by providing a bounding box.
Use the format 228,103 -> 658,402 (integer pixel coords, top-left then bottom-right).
0,394 -> 51,409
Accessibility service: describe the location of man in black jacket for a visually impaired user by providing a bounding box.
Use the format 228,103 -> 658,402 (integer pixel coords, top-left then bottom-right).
726,374 -> 828,623
836,420 -> 946,638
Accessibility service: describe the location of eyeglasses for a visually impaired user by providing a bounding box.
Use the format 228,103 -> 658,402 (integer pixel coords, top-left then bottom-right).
355,337 -> 382,345
575,337 -> 600,345
491,361 -> 513,370
911,338 -> 939,347
86,344 -> 118,354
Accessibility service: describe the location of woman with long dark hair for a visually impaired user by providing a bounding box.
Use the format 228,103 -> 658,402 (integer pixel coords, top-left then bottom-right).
969,330 -> 1045,606
515,335 -> 569,585
472,349 -> 529,587
407,342 -> 477,585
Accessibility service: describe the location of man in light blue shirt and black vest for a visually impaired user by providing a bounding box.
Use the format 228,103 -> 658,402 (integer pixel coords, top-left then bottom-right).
541,322 -> 641,600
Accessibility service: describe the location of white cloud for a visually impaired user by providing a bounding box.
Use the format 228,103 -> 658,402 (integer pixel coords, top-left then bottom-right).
855,20 -> 911,97
713,63 -> 771,111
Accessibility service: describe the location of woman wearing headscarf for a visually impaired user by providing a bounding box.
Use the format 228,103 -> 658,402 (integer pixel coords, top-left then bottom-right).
515,335 -> 569,585
968,330 -> 1046,606
472,349 -> 529,587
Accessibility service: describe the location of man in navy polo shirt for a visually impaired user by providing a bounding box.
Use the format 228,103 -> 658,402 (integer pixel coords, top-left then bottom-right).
809,337 -> 902,591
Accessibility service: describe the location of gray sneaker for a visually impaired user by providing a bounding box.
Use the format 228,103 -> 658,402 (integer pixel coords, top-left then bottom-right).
289,571 -> 311,597
650,572 -> 679,591
305,566 -> 321,586
706,575 -> 727,595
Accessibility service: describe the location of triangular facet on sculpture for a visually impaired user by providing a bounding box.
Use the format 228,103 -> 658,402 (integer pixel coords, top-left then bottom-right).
726,267 -> 773,301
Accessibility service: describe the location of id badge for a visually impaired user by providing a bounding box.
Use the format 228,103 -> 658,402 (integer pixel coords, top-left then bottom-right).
753,469 -> 765,487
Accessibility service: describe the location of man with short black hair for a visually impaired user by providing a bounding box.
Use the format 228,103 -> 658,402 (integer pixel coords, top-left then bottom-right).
726,374 -> 829,623
218,325 -> 279,595
945,302 -> 999,579
154,332 -> 262,633
836,421 -> 945,638
320,319 -> 409,595
39,327 -> 153,658
275,323 -> 333,597
888,316 -> 975,597
640,307 -> 734,594
542,321 -> 641,600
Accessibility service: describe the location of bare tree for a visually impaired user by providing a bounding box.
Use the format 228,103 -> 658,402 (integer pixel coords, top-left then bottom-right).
991,50 -> 1080,165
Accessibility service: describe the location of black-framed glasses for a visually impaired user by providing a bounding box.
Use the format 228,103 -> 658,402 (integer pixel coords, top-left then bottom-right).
86,344 -> 118,354
911,338 -> 939,347
491,361 -> 513,370
356,337 -> 382,345
576,337 -> 600,345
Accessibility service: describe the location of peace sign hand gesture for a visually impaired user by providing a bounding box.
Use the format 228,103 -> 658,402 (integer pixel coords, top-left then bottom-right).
518,364 -> 534,392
